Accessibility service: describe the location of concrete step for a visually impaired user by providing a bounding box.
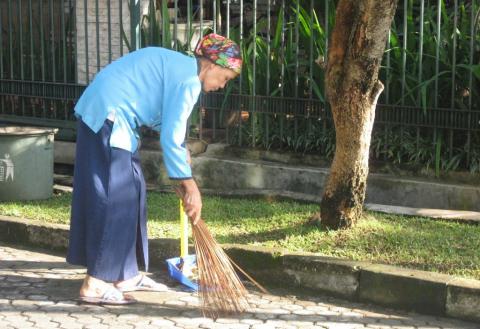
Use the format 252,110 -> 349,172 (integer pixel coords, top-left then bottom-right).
54,141 -> 480,212
365,203 -> 480,224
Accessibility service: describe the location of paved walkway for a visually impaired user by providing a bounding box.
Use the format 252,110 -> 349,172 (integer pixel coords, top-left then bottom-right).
0,244 -> 478,329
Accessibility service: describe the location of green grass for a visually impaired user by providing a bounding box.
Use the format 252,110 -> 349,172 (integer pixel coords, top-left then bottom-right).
1,191 -> 479,281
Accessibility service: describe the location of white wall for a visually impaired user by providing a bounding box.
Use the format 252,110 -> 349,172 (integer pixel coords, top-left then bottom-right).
75,0 -> 149,84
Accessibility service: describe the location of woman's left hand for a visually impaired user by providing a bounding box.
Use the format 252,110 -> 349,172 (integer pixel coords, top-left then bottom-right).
174,179 -> 202,225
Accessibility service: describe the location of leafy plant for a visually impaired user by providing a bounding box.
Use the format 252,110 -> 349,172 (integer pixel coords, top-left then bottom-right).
229,0 -> 329,100
123,0 -> 209,53
224,0 -> 480,174
383,0 -> 480,110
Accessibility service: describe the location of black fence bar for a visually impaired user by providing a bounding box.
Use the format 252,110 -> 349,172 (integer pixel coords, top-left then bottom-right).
199,93 -> 480,132
0,83 -> 478,133
0,0 -> 478,171
0,80 -> 85,100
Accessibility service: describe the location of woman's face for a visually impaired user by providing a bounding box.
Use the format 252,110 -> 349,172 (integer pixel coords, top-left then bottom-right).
201,63 -> 238,93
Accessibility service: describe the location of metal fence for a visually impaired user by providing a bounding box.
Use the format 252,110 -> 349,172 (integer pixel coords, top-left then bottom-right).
1,0 -> 479,171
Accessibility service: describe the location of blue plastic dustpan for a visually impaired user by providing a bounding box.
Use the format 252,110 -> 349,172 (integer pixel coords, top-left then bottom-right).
166,254 -> 198,291
167,199 -> 198,291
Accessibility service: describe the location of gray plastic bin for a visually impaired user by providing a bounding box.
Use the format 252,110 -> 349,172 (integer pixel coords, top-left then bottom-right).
0,126 -> 58,201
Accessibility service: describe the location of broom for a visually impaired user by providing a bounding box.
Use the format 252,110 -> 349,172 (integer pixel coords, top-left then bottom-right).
174,187 -> 268,319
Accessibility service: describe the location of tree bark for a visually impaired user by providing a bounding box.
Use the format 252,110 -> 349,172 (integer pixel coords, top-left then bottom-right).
320,0 -> 398,229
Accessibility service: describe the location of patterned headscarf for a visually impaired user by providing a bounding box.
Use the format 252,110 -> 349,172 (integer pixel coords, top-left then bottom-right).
195,33 -> 242,74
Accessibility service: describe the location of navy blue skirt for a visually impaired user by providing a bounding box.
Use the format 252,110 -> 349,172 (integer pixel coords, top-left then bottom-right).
66,119 -> 148,282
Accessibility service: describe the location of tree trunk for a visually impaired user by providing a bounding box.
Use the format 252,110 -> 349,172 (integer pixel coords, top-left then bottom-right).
320,0 -> 398,229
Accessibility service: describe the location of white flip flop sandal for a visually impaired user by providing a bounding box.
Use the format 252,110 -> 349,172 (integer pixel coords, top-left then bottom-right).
79,286 -> 137,305
117,275 -> 169,292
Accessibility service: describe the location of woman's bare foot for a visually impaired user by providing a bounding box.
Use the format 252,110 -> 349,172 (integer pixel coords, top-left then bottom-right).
79,274 -> 114,297
79,275 -> 137,305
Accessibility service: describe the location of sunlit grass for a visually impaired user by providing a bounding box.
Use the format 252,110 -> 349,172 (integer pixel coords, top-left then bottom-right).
1,191 -> 479,280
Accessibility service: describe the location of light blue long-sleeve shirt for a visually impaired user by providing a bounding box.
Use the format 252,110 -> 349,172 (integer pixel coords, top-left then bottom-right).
74,47 -> 201,179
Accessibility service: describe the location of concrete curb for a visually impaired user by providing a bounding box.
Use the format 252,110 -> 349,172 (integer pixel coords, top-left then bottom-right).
1,215 -> 479,323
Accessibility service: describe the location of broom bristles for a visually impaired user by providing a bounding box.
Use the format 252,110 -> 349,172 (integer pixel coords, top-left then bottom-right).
173,186 -> 267,318
192,218 -> 251,319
